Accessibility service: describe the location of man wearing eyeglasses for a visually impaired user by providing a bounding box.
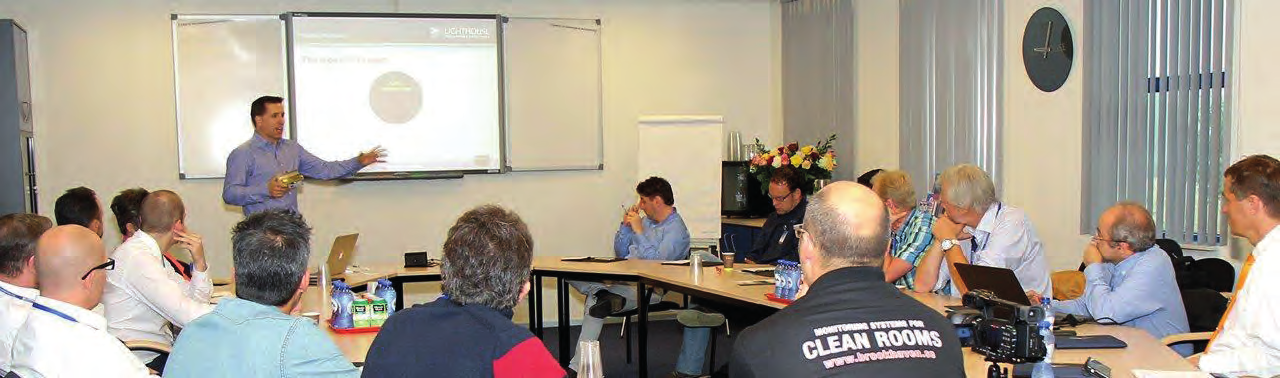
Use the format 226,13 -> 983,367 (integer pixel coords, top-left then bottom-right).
742,165 -> 809,265
729,182 -> 964,377
912,164 -> 1051,296
11,225 -> 156,377
1026,203 -> 1190,356
0,213 -> 51,375
102,190 -> 213,373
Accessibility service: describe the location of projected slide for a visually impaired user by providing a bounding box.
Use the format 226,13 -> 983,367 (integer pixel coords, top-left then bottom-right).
289,15 -> 502,174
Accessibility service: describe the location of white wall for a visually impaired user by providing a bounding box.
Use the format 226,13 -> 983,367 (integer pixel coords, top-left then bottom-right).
1000,0 -> 1088,272
1,0 -> 780,323
1229,0 -> 1280,259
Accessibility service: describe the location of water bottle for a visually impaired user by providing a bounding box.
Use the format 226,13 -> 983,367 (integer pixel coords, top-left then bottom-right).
1032,296 -> 1056,378
331,280 -> 354,329
374,278 -> 397,315
789,262 -> 804,299
774,262 -> 787,298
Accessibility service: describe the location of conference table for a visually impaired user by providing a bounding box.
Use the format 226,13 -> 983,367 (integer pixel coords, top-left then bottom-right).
300,257 -> 1197,377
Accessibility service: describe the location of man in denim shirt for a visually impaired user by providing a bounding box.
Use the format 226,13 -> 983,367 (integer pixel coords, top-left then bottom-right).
166,210 -> 357,377
1028,203 -> 1191,356
568,176 -> 690,371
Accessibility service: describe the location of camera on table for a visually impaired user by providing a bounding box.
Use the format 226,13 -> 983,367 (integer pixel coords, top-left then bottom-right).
951,289 -> 1046,364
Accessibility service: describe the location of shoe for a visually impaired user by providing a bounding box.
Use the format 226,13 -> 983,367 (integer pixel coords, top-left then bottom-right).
676,308 -> 726,328
588,290 -> 626,318
667,371 -> 704,378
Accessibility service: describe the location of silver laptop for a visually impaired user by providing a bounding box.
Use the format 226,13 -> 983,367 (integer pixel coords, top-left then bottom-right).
325,233 -> 359,281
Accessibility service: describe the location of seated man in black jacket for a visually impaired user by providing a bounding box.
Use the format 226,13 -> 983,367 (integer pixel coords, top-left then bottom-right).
361,205 -> 564,378
729,181 -> 964,377
742,165 -> 808,265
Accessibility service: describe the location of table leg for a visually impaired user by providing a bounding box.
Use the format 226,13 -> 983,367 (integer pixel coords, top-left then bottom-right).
391,278 -> 406,311
638,281 -> 649,378
528,273 -> 541,335
558,277 -> 571,367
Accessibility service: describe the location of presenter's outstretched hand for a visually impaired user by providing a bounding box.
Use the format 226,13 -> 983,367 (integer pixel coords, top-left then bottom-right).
269,179 -> 289,198
358,146 -> 388,166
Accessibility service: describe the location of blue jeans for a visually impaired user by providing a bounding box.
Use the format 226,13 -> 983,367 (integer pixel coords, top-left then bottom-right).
675,327 -> 712,375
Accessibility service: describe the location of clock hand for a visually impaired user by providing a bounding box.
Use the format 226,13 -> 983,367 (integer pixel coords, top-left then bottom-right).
1041,20 -> 1053,58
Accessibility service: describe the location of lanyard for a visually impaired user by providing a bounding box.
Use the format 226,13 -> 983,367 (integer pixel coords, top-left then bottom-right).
0,284 -> 78,324
968,202 -> 1003,256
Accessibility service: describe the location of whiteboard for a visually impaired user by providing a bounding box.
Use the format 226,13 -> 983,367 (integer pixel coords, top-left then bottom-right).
170,14 -> 604,179
637,116 -> 724,244
503,18 -> 603,171
172,15 -> 287,179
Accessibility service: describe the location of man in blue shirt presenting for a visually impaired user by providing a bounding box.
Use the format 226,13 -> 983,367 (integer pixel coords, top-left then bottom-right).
568,176 -> 690,371
222,96 -> 385,216
1027,202 -> 1191,355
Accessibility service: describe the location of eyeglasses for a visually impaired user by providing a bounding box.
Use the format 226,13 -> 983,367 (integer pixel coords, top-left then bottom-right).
1091,235 -> 1121,247
81,258 -> 115,280
770,190 -> 797,202
794,223 -> 808,239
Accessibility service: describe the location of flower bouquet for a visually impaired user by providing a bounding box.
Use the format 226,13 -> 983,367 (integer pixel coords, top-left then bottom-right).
748,134 -> 837,195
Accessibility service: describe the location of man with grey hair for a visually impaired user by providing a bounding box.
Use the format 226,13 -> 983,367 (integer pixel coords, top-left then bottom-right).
1028,202 -> 1190,355
729,182 -> 963,377
362,205 -> 564,378
913,164 -> 1051,296
166,209 -> 358,376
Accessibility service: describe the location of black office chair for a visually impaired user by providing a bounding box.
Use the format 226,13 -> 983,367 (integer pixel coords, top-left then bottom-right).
1155,238 -> 1185,261
610,287 -> 684,364
1190,257 -> 1237,293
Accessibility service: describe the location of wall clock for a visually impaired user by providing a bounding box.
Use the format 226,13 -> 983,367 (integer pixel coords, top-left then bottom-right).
1022,7 -> 1073,92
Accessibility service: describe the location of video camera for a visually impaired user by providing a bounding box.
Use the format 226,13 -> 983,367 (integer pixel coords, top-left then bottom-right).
953,289 -> 1047,364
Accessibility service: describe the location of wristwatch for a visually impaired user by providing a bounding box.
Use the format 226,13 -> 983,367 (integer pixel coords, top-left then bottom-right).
939,238 -> 960,251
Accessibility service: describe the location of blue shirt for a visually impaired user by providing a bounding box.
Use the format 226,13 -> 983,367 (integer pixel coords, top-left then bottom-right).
613,208 -> 691,261
1053,245 -> 1191,356
222,134 -> 362,215
165,297 -> 358,378
890,206 -> 935,291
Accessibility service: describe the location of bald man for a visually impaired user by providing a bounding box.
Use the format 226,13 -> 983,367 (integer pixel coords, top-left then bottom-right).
1028,202 -> 1190,355
0,213 -> 51,374
102,190 -> 213,372
728,182 -> 963,377
11,226 -> 156,377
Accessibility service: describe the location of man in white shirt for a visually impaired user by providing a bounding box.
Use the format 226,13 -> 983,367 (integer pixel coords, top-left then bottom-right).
12,225 -> 156,377
912,164 -> 1051,296
102,190 -> 213,372
0,213 -> 51,374
1192,154 -> 1280,376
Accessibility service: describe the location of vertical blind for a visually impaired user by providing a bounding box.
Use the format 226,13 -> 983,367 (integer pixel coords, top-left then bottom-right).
1082,0 -> 1234,245
899,0 -> 1004,196
781,0 -> 857,181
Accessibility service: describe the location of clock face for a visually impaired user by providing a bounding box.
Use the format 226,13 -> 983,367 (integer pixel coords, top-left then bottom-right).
1022,7 -> 1074,92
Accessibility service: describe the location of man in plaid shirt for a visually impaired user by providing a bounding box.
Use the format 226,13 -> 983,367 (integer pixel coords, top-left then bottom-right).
872,170 -> 935,291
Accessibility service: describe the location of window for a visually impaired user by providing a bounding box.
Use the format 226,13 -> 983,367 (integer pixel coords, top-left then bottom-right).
1082,0 -> 1234,245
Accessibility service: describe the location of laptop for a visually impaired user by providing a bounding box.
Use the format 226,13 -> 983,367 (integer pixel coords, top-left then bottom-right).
952,263 -> 1033,306
325,233 -> 359,281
